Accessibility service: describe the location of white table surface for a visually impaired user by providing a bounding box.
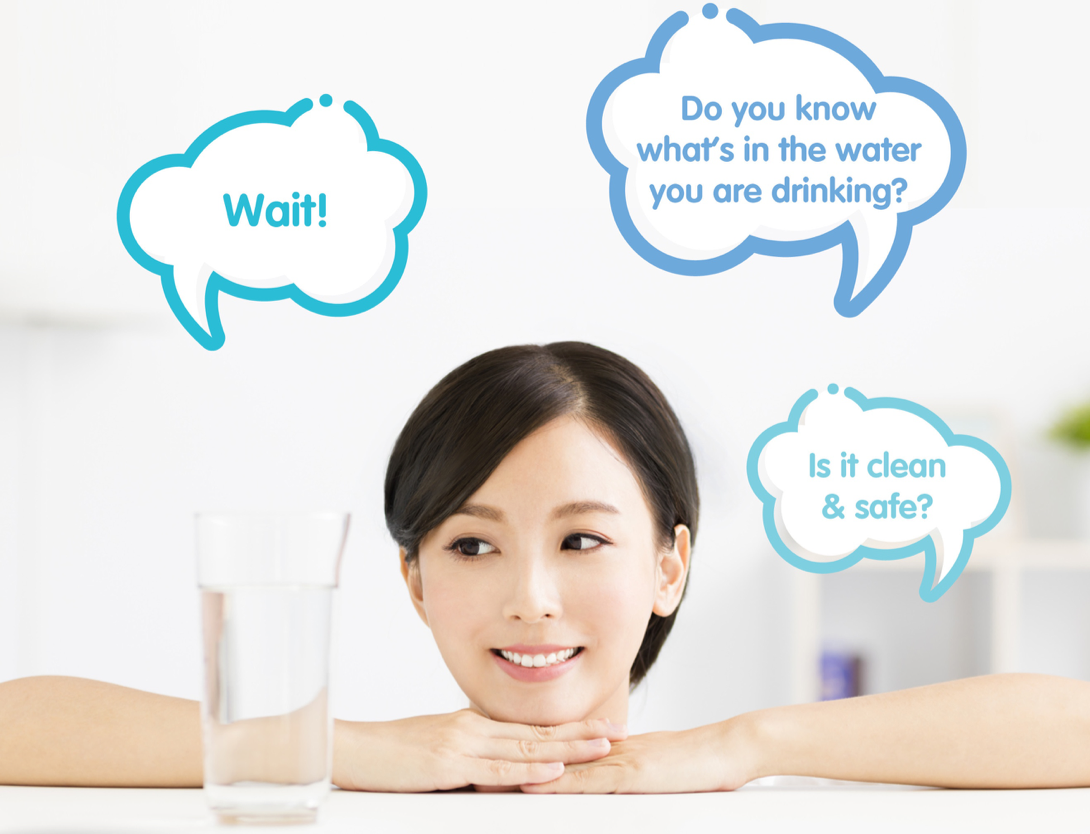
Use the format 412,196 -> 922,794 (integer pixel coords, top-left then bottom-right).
2,784 -> 1089,834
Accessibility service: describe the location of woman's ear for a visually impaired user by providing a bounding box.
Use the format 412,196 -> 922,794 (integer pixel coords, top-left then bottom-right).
399,547 -> 430,628
652,524 -> 691,617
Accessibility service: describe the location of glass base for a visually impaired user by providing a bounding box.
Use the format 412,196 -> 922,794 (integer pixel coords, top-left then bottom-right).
214,810 -> 318,826
206,780 -> 327,826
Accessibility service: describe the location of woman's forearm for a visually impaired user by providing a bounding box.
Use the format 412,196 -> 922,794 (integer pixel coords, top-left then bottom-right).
0,677 -> 343,788
743,673 -> 1090,788
0,676 -> 203,787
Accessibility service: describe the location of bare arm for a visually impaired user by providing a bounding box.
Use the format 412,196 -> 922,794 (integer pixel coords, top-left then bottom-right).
0,676 -> 203,787
523,673 -> 1090,792
0,676 -> 343,788
748,673 -> 1090,788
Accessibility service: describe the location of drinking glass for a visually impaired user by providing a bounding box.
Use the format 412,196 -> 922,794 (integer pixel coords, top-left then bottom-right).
196,511 -> 349,824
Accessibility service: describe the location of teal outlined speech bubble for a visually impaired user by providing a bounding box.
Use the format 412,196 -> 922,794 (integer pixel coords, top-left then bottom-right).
118,94 -> 426,350
748,386 -> 1011,601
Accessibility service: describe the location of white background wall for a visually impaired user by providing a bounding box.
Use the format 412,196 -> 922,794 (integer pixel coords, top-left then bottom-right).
1,0 -> 1088,732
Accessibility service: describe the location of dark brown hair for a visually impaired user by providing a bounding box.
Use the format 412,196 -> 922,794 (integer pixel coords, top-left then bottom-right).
384,342 -> 699,689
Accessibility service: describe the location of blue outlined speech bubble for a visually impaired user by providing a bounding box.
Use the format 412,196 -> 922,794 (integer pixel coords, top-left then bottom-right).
747,386 -> 1011,601
587,5 -> 965,316
118,95 -> 426,350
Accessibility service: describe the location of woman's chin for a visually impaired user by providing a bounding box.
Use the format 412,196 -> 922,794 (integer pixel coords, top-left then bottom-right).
474,700 -> 588,727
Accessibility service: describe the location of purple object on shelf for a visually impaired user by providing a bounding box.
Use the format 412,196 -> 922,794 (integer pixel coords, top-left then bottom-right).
821,650 -> 864,700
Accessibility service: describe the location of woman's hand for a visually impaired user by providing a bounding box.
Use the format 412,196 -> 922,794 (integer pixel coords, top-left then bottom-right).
333,710 -> 628,792
518,717 -> 757,794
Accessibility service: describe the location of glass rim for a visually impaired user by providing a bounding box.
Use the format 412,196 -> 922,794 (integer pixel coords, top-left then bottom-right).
195,511 -> 350,588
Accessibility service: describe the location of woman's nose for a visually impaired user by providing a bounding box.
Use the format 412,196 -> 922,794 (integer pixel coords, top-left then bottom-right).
502,553 -> 562,623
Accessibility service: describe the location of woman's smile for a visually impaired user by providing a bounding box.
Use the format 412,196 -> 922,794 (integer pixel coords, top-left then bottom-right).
491,646 -> 586,682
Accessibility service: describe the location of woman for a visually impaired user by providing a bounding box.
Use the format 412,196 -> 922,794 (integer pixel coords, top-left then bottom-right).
1,342 -> 1089,792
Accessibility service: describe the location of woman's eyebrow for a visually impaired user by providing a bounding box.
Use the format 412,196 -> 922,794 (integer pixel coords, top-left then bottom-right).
452,504 -> 505,521
451,501 -> 620,522
552,500 -> 620,519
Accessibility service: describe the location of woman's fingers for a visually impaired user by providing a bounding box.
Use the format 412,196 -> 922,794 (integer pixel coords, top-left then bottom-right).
518,761 -> 622,793
424,711 -> 627,790
517,729 -> 743,794
464,758 -> 566,787
483,736 -> 613,765
481,715 -> 628,743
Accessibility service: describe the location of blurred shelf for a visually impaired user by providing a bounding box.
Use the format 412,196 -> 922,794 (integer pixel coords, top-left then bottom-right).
789,537 -> 1090,704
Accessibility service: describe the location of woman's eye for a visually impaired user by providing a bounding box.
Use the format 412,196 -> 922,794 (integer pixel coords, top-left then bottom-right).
449,537 -> 496,558
562,534 -> 605,551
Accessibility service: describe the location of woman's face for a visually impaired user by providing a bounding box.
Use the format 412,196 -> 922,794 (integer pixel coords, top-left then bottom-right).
402,414 -> 689,726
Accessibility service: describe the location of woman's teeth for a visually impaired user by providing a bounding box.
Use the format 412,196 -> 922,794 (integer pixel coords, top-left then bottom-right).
499,648 -> 579,668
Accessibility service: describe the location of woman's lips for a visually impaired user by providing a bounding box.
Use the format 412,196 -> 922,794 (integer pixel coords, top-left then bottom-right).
491,646 -> 584,682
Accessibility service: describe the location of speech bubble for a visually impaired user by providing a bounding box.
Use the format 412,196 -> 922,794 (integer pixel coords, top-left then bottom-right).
118,95 -> 426,350
747,386 -> 1011,601
587,5 -> 965,316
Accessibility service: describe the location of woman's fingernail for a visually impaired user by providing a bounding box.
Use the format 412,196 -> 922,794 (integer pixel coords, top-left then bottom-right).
589,737 -> 610,748
607,721 -> 627,734
548,762 -> 564,771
